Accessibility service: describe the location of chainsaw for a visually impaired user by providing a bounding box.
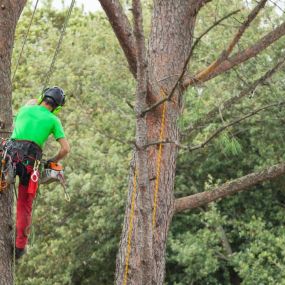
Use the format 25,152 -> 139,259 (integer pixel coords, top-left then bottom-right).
40,161 -> 70,201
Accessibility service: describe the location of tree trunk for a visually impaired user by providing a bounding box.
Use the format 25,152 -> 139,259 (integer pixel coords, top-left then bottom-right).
0,1 -> 27,284
115,1 -> 199,284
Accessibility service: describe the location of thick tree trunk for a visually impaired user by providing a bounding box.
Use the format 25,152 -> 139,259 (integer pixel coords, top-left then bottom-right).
0,1 -> 26,284
115,1 -> 199,284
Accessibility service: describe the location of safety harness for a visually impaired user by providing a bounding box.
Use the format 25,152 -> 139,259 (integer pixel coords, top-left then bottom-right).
0,139 -> 68,199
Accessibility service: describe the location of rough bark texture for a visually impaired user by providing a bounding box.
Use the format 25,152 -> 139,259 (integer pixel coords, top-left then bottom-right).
115,1 -> 201,284
0,1 -> 27,284
146,2 -> 199,284
175,163 -> 285,213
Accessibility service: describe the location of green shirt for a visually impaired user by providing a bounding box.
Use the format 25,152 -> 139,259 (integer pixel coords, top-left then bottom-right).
11,105 -> 65,149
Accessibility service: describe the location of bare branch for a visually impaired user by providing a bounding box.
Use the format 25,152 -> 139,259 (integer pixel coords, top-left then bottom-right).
175,162 -> 285,213
183,20 -> 285,87
99,0 -> 137,77
185,0 -> 268,86
140,9 -> 241,117
185,101 -> 285,151
183,55 -> 285,136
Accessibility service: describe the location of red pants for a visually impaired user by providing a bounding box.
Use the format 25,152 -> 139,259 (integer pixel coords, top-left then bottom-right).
16,167 -> 38,249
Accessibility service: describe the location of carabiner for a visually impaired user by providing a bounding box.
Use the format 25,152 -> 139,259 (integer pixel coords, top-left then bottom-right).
31,171 -> 39,183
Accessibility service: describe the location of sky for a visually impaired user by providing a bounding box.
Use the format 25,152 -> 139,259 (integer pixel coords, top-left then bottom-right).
33,0 -> 285,14
32,0 -> 102,12
55,0 -> 102,12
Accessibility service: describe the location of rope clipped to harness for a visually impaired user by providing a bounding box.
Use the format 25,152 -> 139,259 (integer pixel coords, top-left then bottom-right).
40,161 -> 70,202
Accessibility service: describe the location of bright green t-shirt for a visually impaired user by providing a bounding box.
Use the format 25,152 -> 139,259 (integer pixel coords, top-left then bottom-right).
11,105 -> 65,149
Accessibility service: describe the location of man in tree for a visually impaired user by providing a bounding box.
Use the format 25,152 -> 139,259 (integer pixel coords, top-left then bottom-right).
7,86 -> 70,259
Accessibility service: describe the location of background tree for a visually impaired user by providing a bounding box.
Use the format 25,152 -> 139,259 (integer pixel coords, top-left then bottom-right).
0,1 -> 27,284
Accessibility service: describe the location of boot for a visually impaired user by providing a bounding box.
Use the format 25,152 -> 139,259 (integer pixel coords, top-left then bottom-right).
15,247 -> 26,260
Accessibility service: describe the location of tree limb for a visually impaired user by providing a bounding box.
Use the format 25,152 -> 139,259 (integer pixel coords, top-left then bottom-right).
183,20 -> 285,87
185,0 -> 268,86
183,55 -> 285,136
99,0 -> 137,77
175,162 -> 285,213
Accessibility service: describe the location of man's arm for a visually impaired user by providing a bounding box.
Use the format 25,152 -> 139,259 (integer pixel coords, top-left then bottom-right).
50,138 -> 70,163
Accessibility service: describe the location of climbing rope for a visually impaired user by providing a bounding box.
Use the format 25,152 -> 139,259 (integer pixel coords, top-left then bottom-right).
152,89 -> 167,228
123,89 -> 168,283
42,0 -> 76,89
12,0 -> 40,83
123,167 -> 138,285
9,2 -> 75,276
12,0 -> 75,88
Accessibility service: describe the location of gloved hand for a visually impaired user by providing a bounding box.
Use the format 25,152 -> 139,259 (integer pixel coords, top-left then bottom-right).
45,159 -> 55,168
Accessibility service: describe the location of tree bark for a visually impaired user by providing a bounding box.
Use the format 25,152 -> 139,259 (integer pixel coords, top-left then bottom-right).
115,1 -> 202,284
109,1 -> 285,284
0,1 -> 27,284
98,0 -> 137,78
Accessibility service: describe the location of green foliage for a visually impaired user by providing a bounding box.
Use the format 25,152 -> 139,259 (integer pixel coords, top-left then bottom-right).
11,0 -> 285,284
13,3 -> 134,285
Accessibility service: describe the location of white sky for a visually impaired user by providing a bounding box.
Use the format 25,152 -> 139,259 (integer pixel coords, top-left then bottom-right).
32,0 -> 102,12
33,0 -> 285,14
56,0 -> 102,12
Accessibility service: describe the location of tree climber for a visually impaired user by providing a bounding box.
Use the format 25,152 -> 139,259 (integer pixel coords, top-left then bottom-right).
8,86 -> 70,259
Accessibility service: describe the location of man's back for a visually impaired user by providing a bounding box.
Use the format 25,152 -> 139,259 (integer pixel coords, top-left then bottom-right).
11,105 -> 65,149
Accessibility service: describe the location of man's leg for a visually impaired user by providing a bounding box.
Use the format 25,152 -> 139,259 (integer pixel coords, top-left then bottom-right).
16,183 -> 34,251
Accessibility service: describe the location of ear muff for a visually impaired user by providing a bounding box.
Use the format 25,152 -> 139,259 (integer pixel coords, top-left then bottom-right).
52,106 -> 62,115
38,88 -> 50,105
37,95 -> 43,105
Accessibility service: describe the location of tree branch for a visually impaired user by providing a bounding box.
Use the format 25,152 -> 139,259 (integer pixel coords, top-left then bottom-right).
185,0 -> 268,86
175,162 -> 285,213
183,55 -> 285,136
99,0 -> 137,77
183,20 -> 285,87
185,101 -> 285,151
